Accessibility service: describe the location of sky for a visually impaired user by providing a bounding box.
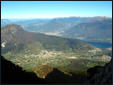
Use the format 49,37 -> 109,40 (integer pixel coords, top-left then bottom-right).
1,1 -> 112,19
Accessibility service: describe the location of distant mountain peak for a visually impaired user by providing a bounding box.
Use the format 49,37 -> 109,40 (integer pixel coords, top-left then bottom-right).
95,16 -> 110,18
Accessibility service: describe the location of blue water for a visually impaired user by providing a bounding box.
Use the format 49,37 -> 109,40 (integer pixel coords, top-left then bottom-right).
85,42 -> 112,48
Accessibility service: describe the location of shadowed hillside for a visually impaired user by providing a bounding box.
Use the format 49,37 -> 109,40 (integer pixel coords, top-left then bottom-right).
85,58 -> 112,84
1,55 -> 112,84
45,68 -> 87,84
33,65 -> 87,84
1,55 -> 49,84
1,55 -> 86,84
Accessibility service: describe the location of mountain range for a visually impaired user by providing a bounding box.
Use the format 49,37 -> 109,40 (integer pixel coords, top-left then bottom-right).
1,16 -> 112,43
63,19 -> 112,43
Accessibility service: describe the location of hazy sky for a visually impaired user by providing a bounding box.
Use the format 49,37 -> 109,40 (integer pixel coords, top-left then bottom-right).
1,1 -> 112,19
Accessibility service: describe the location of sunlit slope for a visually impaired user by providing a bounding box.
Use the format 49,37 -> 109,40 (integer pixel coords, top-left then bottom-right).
1,24 -> 96,54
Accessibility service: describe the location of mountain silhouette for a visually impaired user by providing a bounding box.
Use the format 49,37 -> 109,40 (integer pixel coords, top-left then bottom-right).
1,55 -> 49,84
1,55 -> 86,84
85,58 -> 112,84
1,55 -> 112,84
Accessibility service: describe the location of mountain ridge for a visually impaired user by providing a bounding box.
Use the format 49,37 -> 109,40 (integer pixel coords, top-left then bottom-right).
1,24 -> 96,54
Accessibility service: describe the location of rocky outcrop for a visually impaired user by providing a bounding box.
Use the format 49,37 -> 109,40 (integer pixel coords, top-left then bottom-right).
33,65 -> 53,79
85,58 -> 112,84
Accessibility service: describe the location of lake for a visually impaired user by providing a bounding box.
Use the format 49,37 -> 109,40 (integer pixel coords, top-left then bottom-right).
85,42 -> 112,48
